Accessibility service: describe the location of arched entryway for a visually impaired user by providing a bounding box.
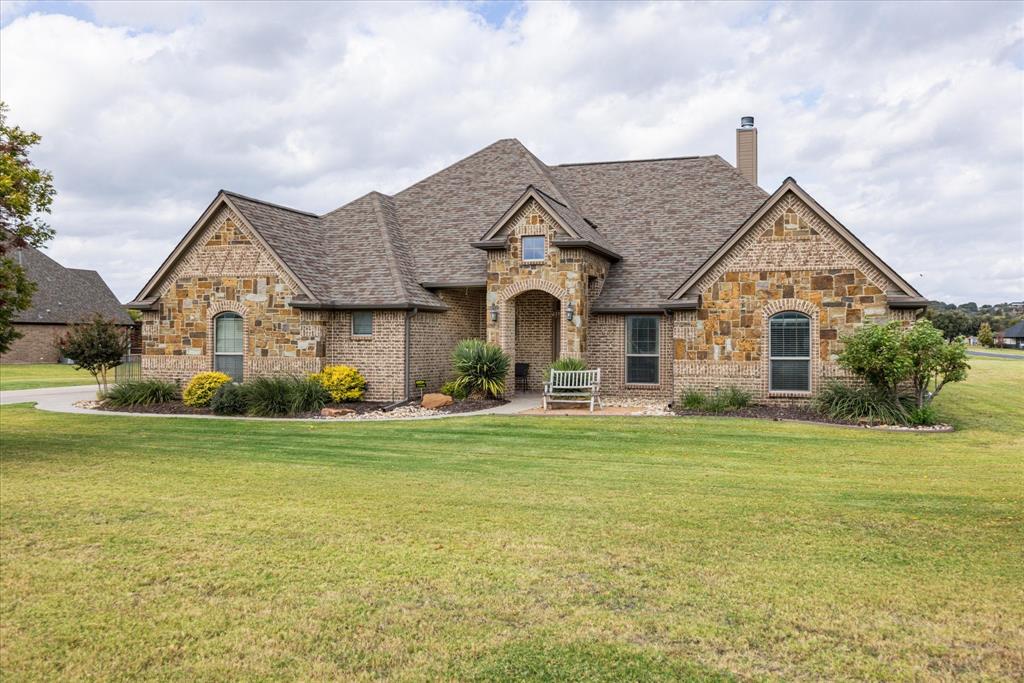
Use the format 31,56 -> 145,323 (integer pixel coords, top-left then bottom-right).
513,289 -> 561,391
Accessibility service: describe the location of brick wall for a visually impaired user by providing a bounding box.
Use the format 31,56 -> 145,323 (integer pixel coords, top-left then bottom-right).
409,288 -> 485,393
586,314 -> 674,401
514,289 -> 558,390
0,324 -> 65,364
326,310 -> 407,402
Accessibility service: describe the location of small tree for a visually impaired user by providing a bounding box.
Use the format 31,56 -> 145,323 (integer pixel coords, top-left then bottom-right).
977,322 -> 994,348
838,319 -> 969,409
59,315 -> 130,394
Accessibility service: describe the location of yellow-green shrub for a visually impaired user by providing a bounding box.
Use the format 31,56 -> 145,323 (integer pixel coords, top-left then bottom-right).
310,365 -> 366,402
183,371 -> 232,407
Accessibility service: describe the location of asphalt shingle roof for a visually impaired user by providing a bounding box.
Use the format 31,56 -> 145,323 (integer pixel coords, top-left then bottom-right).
1001,320 -> 1024,339
11,245 -> 132,325
184,139 -> 773,310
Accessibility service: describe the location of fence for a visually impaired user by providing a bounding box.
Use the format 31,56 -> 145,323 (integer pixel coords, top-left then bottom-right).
114,354 -> 141,383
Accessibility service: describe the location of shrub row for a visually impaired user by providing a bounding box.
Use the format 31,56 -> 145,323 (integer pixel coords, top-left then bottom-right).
679,386 -> 752,413
813,382 -> 936,426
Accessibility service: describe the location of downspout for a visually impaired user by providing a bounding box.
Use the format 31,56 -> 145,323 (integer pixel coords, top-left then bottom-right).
404,307 -> 418,400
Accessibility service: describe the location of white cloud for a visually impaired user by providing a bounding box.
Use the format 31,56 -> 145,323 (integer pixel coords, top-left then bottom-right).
1,0 -> 1021,303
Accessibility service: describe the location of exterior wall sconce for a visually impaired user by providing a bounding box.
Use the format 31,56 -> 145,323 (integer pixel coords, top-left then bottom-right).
566,301 -> 575,321
490,303 -> 499,322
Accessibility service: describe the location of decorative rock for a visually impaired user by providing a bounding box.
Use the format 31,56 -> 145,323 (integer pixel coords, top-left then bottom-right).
421,393 -> 454,409
321,407 -> 355,417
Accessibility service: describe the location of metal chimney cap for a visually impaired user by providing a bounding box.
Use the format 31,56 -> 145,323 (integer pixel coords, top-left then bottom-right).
740,116 -> 755,128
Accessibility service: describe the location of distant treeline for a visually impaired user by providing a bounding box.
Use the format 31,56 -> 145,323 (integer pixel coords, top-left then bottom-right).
925,301 -> 1023,340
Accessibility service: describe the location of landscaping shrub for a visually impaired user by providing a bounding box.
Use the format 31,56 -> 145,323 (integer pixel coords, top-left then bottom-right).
210,383 -> 248,416
679,387 -> 751,413
104,379 -> 177,407
289,377 -> 330,414
813,381 -> 910,425
183,371 -> 232,407
544,356 -> 587,381
451,339 -> 510,398
908,405 -> 938,427
57,315 -> 131,392
310,365 -> 366,402
439,379 -> 469,400
243,377 -> 292,417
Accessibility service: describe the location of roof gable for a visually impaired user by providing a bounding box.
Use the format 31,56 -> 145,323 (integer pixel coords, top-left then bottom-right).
669,177 -> 923,301
12,246 -> 131,325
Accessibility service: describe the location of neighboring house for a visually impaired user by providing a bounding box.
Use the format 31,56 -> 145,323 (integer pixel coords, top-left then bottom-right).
128,118 -> 926,402
1,245 -> 133,363
999,320 -> 1024,348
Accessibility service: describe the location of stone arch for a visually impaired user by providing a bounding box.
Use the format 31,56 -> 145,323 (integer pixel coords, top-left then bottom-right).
759,298 -> 820,397
498,277 -> 570,303
207,301 -> 249,377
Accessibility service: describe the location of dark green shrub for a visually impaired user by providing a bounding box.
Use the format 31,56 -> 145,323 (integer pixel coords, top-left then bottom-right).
451,339 -> 510,398
544,356 -> 587,381
289,377 -> 330,414
813,381 -> 910,425
243,377 -> 293,417
105,379 -> 177,407
439,379 -> 469,400
908,405 -> 938,426
210,383 -> 248,416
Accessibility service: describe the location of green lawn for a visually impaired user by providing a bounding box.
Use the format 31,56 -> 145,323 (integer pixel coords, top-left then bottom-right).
1,360 -> 1022,681
969,346 -> 1024,357
0,363 -> 93,391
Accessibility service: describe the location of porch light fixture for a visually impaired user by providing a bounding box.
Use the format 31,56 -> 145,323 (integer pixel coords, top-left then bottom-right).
490,303 -> 499,322
566,301 -> 575,322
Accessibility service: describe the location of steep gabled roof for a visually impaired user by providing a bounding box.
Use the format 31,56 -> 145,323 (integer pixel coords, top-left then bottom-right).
1001,320 -> 1024,339
668,177 -> 924,301
11,245 -> 132,325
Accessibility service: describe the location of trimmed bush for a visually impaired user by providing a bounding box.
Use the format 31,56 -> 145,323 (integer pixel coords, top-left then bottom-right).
243,377 -> 293,417
289,377 -> 330,414
813,381 -> 910,425
105,379 -> 177,407
310,365 -> 366,403
544,356 -> 587,381
440,379 -> 469,401
451,339 -> 510,398
183,371 -> 232,407
210,383 -> 248,416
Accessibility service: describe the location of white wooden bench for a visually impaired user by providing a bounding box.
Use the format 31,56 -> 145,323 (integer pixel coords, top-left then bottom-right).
543,369 -> 603,412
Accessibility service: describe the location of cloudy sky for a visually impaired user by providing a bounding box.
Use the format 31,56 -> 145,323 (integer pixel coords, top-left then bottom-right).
1,0 -> 1022,304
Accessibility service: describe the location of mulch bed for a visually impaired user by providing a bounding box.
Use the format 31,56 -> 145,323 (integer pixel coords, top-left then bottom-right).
94,400 -> 391,417
674,404 -> 853,425
436,398 -> 507,414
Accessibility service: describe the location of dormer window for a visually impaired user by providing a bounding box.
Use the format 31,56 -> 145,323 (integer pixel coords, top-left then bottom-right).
522,236 -> 545,261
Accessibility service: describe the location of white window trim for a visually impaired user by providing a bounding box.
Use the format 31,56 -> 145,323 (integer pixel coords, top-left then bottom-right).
768,315 -> 811,393
522,235 -> 546,262
625,315 -> 660,385
351,311 -> 373,337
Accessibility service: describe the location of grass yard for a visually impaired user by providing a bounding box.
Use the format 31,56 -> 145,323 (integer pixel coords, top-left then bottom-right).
1,359 -> 1022,681
969,346 -> 1024,357
0,363 -> 93,391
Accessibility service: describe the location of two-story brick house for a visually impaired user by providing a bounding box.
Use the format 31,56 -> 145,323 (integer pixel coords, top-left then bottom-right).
129,118 -> 926,402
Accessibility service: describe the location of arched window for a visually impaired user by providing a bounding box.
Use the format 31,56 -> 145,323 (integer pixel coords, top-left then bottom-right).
769,311 -> 810,392
214,312 -> 243,382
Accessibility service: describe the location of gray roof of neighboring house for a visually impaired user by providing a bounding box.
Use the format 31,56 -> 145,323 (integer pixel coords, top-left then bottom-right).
1001,320 -> 1024,339
140,138 -> 814,309
11,245 -> 132,325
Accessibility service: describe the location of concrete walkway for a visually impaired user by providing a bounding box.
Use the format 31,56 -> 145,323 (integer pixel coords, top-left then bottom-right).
0,384 -> 543,421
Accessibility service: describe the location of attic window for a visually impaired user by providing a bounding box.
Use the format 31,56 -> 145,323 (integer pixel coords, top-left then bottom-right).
522,236 -> 545,261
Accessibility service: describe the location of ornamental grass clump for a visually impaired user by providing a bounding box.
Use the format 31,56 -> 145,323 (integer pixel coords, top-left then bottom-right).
288,377 -> 330,414
104,379 -> 177,407
679,386 -> 751,413
242,377 -> 293,417
813,381 -> 911,425
210,383 -> 248,416
310,365 -> 366,402
451,339 -> 510,398
544,356 -> 587,381
183,371 -> 232,407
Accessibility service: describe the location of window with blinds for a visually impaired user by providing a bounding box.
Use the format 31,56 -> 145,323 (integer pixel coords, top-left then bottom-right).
352,311 -> 373,336
769,311 -> 810,392
626,315 -> 659,384
214,312 -> 243,382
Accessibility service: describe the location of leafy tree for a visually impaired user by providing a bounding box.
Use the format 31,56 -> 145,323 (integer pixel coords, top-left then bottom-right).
59,315 -> 131,393
0,102 -> 56,353
927,308 -> 973,340
839,319 -> 969,409
977,322 -> 994,348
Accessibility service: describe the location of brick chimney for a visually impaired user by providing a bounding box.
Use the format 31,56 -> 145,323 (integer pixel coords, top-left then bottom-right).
735,116 -> 757,186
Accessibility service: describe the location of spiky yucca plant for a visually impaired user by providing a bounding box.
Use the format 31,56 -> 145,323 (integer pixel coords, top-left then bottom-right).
451,339 -> 510,398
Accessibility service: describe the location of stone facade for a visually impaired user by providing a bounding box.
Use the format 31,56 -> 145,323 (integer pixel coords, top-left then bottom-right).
485,199 -> 610,389
0,324 -> 65,363
672,193 -> 913,402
